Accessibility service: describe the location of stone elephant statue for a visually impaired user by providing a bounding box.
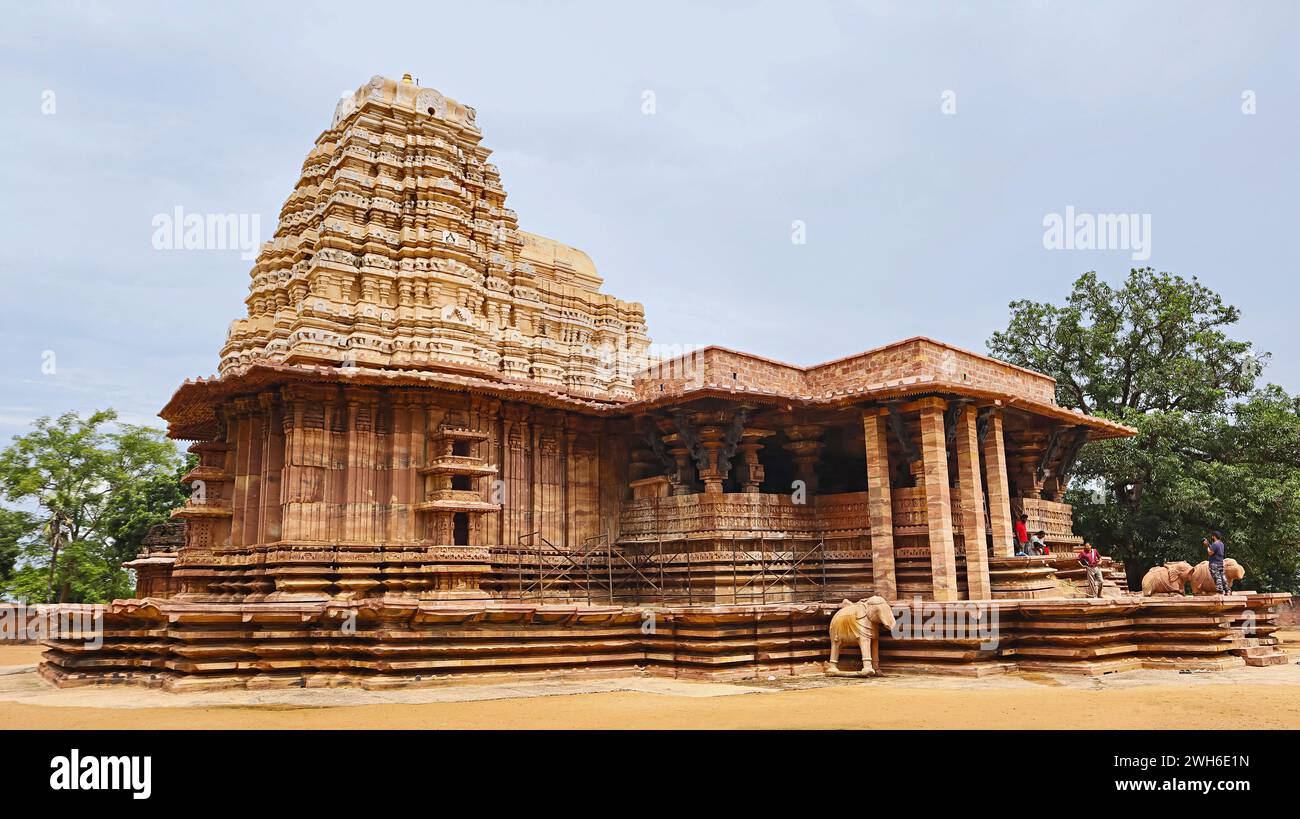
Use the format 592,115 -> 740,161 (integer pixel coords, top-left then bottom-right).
1140,561 -> 1194,596
1191,558 -> 1245,595
826,596 -> 896,677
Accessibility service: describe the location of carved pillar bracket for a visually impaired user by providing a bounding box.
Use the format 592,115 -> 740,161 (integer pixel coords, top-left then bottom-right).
716,408 -> 750,475
1055,426 -> 1092,487
639,415 -> 677,476
670,410 -> 709,473
943,399 -> 970,451
1036,427 -> 1065,484
885,402 -> 920,464
976,407 -> 992,447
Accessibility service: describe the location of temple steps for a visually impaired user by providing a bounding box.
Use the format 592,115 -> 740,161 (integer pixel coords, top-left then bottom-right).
1238,644 -> 1289,666
39,594 -> 1293,689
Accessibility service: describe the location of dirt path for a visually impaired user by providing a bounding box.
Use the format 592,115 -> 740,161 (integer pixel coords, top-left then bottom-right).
4,631 -> 1295,730
4,680 -> 1298,730
0,644 -> 44,667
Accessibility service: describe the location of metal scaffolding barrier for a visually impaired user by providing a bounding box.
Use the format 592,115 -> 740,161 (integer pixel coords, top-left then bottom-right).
506,532 -> 831,605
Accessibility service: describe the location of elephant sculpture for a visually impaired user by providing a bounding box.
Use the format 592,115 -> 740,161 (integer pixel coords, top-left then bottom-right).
826,596 -> 896,677
1140,561 -> 1195,596
1191,558 -> 1245,595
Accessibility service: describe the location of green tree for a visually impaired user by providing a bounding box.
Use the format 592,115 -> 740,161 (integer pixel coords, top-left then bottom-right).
989,269 -> 1257,416
0,410 -> 186,603
98,453 -> 194,572
0,508 -> 35,584
1198,387 -> 1300,590
988,268 -> 1299,591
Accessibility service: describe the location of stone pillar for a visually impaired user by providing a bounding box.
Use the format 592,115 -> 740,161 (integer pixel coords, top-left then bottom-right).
531,423 -> 544,534
784,424 -> 824,495
863,409 -> 896,601
259,393 -> 283,545
982,407 -> 1015,558
323,401 -> 339,542
343,397 -> 361,543
918,397 -> 958,601
389,395 -> 412,543
666,439 -> 694,496
242,403 -> 265,548
954,407 -> 991,600
692,414 -> 729,495
229,405 -> 252,549
1016,454 -> 1043,500
503,411 -> 529,545
281,400 -> 303,543
563,429 -> 576,544
736,429 -> 773,493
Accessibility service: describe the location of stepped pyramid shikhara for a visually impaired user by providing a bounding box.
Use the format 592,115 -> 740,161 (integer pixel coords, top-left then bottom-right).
220,73 -> 651,399
45,74 -> 1289,691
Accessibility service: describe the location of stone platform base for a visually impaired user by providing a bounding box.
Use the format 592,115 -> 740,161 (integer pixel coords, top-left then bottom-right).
39,593 -> 1291,691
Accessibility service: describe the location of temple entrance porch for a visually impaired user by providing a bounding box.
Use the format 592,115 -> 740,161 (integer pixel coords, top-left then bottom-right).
618,393 -> 1101,605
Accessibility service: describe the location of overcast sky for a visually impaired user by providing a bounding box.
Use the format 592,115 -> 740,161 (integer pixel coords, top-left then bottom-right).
1,0 -> 1297,443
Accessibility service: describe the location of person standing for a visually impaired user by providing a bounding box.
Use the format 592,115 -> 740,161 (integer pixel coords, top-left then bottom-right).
1078,542 -> 1103,597
1205,532 -> 1229,594
1013,513 -> 1030,556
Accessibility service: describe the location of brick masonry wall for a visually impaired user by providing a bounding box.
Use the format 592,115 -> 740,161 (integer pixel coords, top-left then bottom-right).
633,338 -> 1058,405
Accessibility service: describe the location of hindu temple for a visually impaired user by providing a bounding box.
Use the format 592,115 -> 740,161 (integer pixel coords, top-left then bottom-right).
42,75 -> 1290,689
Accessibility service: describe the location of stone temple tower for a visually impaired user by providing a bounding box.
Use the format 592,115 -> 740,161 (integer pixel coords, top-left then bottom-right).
219,73 -> 651,397
158,74 -> 654,603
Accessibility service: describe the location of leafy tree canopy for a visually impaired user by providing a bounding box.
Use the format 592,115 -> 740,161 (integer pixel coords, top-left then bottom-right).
0,409 -> 187,603
989,268 -> 1260,417
988,269 -> 1298,592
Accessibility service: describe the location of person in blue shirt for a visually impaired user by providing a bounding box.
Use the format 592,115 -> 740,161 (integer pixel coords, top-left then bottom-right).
1204,532 -> 1228,594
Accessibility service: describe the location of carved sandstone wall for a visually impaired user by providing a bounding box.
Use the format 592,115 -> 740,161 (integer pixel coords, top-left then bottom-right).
168,383 -> 628,601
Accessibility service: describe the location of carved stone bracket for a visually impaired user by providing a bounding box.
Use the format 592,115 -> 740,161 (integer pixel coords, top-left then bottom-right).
1036,427 -> 1065,483
943,399 -> 970,450
670,410 -> 709,473
885,402 -> 920,464
639,416 -> 676,475
976,406 -> 993,447
716,408 -> 750,475
1055,426 -> 1092,485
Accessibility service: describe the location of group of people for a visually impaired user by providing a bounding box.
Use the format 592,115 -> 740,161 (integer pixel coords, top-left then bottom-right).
1012,513 -> 1049,557
1011,511 -> 1232,598
1013,512 -> 1105,595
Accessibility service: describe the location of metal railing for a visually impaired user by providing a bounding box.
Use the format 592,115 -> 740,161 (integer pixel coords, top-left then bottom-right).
515,531 -> 617,604
505,532 -> 831,605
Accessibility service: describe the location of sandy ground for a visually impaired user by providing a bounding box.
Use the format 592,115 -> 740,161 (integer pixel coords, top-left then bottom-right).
0,644 -> 44,667
2,634 -> 1297,730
